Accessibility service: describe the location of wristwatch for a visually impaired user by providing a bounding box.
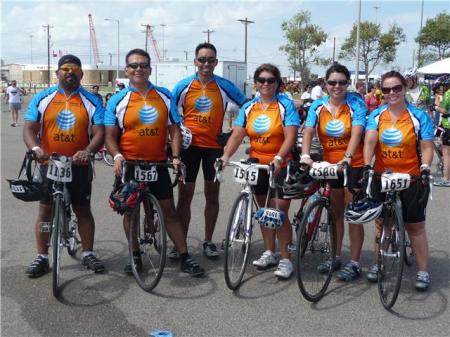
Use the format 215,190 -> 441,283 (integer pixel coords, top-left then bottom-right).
344,153 -> 353,159
274,155 -> 283,164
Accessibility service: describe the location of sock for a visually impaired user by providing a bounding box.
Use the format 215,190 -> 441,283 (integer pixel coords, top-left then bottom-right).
350,260 -> 360,268
335,255 -> 341,261
82,251 -> 94,258
180,252 -> 190,262
38,254 -> 49,259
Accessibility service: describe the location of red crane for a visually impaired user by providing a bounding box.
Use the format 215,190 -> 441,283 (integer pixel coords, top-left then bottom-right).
88,14 -> 102,65
146,25 -> 161,62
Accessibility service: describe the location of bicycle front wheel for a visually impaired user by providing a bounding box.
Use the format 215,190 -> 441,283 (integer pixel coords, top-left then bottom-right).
377,203 -> 405,310
129,192 -> 166,291
224,192 -> 252,290
51,195 -> 65,297
67,210 -> 81,257
103,151 -> 114,166
403,228 -> 414,266
296,198 -> 335,302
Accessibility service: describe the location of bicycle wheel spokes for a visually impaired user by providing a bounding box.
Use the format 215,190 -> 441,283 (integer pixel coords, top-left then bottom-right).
52,195 -> 64,297
67,212 -> 81,257
296,199 -> 335,302
129,193 -> 166,292
224,193 -> 251,290
377,210 -> 404,310
403,229 -> 414,266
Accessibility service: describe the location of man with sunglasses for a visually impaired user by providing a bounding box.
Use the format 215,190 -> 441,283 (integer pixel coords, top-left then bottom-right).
171,43 -> 246,260
22,54 -> 106,277
105,48 -> 205,277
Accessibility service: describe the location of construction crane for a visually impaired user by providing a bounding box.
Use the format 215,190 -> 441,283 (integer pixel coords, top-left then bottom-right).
143,24 -> 162,62
88,14 -> 102,66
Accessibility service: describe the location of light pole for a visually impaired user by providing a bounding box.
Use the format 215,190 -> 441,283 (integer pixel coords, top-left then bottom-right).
160,24 -> 166,61
105,18 -> 120,84
354,0 -> 361,87
29,34 -> 33,64
418,0 -> 424,67
237,17 -> 254,64
373,5 -> 380,24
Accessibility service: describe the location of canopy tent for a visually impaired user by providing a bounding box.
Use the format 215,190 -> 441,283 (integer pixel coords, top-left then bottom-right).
417,57 -> 450,75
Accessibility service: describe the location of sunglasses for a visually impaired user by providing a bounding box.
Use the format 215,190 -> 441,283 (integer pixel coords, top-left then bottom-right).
326,80 -> 348,87
381,84 -> 403,94
127,63 -> 150,69
256,77 -> 277,84
59,65 -> 81,73
196,57 -> 217,64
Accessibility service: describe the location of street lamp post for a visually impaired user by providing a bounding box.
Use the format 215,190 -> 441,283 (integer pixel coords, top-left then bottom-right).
354,0 -> 361,87
29,34 -> 33,64
160,24 -> 166,61
105,18 -> 120,85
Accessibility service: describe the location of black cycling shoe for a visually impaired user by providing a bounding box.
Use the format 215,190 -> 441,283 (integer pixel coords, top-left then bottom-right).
124,255 -> 143,275
181,257 -> 205,278
82,254 -> 105,273
26,256 -> 49,278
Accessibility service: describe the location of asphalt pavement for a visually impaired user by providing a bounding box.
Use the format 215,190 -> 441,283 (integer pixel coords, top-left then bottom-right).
1,95 -> 449,337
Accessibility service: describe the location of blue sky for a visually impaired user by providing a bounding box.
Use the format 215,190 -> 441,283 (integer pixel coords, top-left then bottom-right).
1,0 -> 449,79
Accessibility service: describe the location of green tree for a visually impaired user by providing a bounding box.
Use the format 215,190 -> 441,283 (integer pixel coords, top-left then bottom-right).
339,21 -> 405,84
280,11 -> 327,86
416,13 -> 450,66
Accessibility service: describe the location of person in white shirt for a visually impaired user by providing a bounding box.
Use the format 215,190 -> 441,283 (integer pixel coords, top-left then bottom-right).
310,79 -> 324,100
300,84 -> 312,101
4,80 -> 26,126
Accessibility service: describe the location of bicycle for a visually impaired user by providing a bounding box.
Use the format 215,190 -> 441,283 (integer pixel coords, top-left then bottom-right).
94,145 -> 114,166
121,159 -> 184,292
294,161 -> 346,302
365,170 -> 430,309
44,153 -> 83,297
214,158 -> 275,290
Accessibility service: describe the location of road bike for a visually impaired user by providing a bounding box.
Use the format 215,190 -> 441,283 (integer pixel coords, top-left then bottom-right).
121,160 -> 184,292
214,158 -> 275,290
366,170 -> 430,309
294,162 -> 346,302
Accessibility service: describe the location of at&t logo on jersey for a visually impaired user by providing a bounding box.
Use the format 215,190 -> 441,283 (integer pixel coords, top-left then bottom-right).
54,109 -> 76,142
139,105 -> 160,136
253,115 -> 271,134
325,120 -> 345,138
381,128 -> 403,147
195,96 -> 212,113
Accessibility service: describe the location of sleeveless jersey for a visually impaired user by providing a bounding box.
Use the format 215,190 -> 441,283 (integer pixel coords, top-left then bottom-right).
171,74 -> 246,149
305,93 -> 367,167
24,86 -> 104,156
405,84 -> 431,111
366,102 -> 434,175
440,89 -> 450,129
105,82 -> 180,161
234,94 -> 300,164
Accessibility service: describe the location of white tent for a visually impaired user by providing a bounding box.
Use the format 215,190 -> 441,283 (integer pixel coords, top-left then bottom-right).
417,57 -> 450,74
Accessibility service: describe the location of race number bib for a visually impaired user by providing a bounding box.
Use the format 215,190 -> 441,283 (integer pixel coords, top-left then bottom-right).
309,162 -> 339,179
47,158 -> 72,182
381,173 -> 411,192
134,166 -> 158,182
233,164 -> 259,185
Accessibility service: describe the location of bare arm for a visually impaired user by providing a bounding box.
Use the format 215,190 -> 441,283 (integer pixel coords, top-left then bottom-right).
420,140 -> 433,167
340,125 -> 364,165
73,125 -> 104,164
221,126 -> 247,162
105,125 -> 123,176
299,126 -> 315,165
363,130 -> 378,166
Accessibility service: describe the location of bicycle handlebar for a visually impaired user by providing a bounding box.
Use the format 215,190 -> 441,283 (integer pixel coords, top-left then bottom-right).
121,160 -> 186,188
214,158 -> 275,187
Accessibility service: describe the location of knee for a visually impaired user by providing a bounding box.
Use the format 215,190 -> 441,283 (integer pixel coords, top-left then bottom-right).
406,224 -> 426,237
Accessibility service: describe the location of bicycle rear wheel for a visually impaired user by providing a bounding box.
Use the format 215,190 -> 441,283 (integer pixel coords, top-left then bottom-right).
103,151 -> 114,166
129,192 -> 166,291
377,203 -> 405,310
296,198 -> 335,302
224,193 -> 252,290
51,195 -> 65,297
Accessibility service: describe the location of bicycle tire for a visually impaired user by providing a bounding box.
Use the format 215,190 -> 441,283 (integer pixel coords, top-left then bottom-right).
51,194 -> 64,297
224,192 -> 252,290
67,210 -> 81,257
129,192 -> 166,291
296,198 -> 335,302
403,228 -> 414,266
103,151 -> 114,167
377,202 -> 405,310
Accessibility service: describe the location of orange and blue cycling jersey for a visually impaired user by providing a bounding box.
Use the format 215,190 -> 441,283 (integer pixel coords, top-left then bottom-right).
105,82 -> 180,161
171,74 -> 246,149
305,93 -> 367,167
366,102 -> 434,176
24,86 -> 104,157
235,94 -> 300,165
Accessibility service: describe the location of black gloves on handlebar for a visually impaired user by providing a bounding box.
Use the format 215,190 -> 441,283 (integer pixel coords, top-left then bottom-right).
418,168 -> 431,205
360,165 -> 373,196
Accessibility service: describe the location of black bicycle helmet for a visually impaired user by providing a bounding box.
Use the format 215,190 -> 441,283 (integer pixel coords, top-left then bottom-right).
283,167 -> 320,199
7,179 -> 44,202
345,196 -> 383,224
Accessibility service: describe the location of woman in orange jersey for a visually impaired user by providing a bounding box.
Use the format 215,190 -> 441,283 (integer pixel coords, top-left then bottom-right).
363,71 -> 434,291
221,64 -> 300,279
300,63 -> 368,281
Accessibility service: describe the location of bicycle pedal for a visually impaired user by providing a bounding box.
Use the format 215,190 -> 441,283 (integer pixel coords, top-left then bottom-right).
40,222 -> 50,233
288,243 -> 296,252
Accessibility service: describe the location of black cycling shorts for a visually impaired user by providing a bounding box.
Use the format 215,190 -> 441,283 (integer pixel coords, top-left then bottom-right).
40,164 -> 92,206
181,146 -> 223,183
253,167 -> 287,199
371,178 -> 427,223
441,128 -> 450,146
328,166 -> 363,189
118,163 -> 173,201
